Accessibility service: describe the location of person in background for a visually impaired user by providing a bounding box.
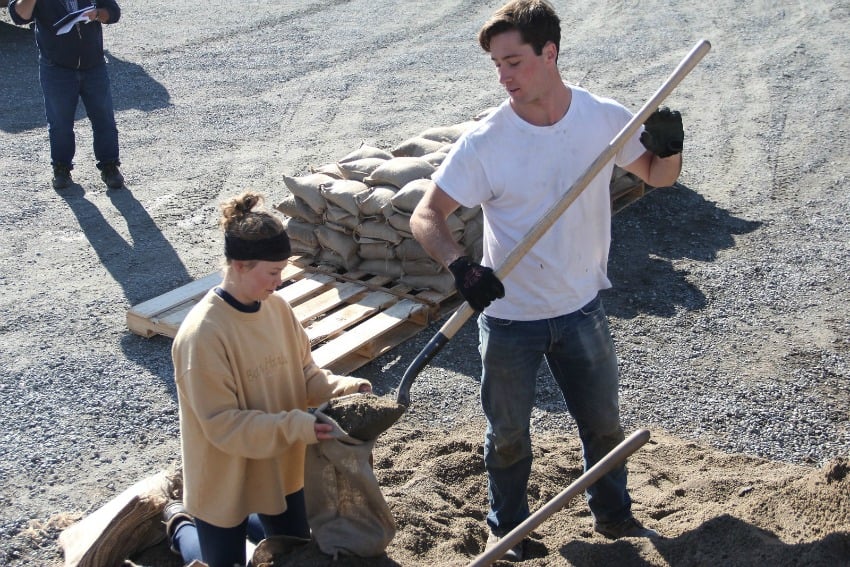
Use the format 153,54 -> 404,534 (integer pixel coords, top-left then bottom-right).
410,0 -> 684,560
8,0 -> 125,190
163,192 -> 373,567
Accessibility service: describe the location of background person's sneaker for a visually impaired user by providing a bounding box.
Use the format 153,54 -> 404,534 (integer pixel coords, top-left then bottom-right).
594,516 -> 660,540
52,164 -> 72,189
100,162 -> 125,189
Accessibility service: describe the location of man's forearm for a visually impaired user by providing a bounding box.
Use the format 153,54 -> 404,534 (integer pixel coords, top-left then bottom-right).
646,153 -> 682,188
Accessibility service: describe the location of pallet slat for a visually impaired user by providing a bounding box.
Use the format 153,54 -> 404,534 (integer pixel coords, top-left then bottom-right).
127,262 -> 460,375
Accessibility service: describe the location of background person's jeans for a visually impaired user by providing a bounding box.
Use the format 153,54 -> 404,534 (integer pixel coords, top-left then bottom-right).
478,295 -> 631,535
39,60 -> 119,168
173,489 -> 310,567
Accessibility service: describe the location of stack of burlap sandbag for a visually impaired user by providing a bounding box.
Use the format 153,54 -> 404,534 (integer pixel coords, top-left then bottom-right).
276,113 -> 491,295
276,108 -> 642,294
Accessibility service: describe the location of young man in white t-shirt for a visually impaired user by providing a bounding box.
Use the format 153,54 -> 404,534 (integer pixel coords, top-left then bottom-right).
411,0 -> 684,559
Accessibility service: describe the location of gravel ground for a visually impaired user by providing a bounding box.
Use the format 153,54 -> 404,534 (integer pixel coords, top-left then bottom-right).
1,1 -> 848,565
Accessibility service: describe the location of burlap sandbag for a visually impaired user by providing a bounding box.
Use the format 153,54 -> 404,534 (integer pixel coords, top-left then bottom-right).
281,218 -> 318,248
335,157 -> 387,182
354,185 -> 396,218
358,259 -> 404,278
391,136 -> 447,158
320,179 -> 371,216
390,178 -> 432,214
317,249 -> 360,272
355,220 -> 403,245
304,440 -> 395,558
419,121 -> 476,143
363,157 -> 435,189
283,173 -> 334,214
290,240 -> 321,259
358,241 -> 395,261
58,469 -> 179,567
310,163 -> 344,179
338,144 -> 393,163
395,237 -> 429,261
275,194 -> 322,225
317,225 -> 358,263
323,203 -> 359,233
421,151 -> 448,168
401,258 -> 444,276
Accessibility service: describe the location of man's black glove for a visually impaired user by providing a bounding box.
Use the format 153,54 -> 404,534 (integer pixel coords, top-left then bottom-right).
640,106 -> 684,158
448,256 -> 505,312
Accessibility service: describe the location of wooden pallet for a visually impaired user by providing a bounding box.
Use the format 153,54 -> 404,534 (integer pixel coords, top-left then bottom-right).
127,258 -> 461,375
611,169 -> 655,213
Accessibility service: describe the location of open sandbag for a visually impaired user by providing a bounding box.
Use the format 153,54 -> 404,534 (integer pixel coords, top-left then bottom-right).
354,185 -> 396,218
58,468 -> 180,567
338,144 -> 393,163
391,136 -> 447,158
304,439 -> 395,558
363,157 -> 436,189
320,179 -> 371,217
283,173 -> 335,215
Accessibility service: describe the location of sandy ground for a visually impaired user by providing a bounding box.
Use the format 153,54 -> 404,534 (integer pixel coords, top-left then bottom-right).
1,1 -> 848,566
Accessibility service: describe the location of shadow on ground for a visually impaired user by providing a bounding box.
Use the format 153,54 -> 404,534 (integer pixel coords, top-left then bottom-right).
605,182 -> 762,319
559,514 -> 850,566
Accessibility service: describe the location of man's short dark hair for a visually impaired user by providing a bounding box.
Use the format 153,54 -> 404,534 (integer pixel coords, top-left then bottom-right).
478,0 -> 561,56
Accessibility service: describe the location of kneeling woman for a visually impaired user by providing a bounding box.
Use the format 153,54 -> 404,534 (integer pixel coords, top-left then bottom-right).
165,191 -> 372,567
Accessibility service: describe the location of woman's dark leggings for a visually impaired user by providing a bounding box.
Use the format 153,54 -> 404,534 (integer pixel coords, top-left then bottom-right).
172,489 -> 309,567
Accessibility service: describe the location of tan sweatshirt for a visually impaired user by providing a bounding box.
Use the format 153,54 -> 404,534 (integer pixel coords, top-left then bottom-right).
172,289 -> 370,527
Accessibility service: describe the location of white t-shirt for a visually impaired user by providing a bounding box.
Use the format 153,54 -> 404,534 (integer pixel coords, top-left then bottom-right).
432,85 -> 646,321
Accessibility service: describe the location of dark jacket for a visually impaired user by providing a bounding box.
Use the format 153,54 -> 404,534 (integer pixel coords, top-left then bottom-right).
8,0 -> 121,70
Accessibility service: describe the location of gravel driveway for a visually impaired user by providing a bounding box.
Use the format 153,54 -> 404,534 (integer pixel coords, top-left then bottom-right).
1,1 -> 847,565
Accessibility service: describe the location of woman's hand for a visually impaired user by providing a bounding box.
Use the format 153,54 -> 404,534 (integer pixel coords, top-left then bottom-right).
358,383 -> 373,394
314,422 -> 335,441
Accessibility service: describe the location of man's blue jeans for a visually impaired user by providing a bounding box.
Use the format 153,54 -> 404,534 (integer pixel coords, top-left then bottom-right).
478,295 -> 631,535
39,60 -> 120,169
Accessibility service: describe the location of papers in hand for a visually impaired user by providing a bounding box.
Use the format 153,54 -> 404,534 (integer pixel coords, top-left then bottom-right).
54,7 -> 96,35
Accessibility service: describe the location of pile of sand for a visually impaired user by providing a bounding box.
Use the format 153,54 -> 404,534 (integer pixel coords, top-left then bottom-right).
128,419 -> 849,566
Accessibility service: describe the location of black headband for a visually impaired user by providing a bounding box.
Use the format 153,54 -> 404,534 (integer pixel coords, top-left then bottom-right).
224,232 -> 291,261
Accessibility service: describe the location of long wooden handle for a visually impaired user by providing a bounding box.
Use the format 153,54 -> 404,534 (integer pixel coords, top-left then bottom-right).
467,429 -> 652,567
396,40 -> 712,406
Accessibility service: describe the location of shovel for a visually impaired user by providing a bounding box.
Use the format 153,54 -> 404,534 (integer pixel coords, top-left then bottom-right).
322,39 -> 712,440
